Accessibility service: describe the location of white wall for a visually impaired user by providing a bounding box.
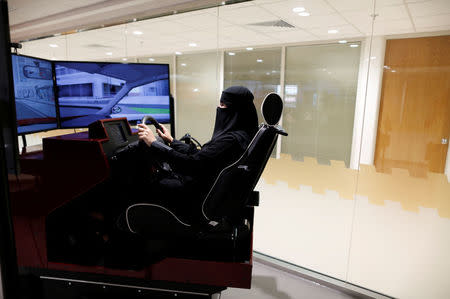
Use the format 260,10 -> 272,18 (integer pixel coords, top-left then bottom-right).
350,36 -> 386,169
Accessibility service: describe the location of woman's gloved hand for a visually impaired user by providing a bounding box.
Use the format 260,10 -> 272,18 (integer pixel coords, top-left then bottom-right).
156,124 -> 174,144
138,123 -> 156,146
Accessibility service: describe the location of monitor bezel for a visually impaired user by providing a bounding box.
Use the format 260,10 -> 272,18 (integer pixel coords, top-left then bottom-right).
53,59 -> 174,132
11,53 -> 61,136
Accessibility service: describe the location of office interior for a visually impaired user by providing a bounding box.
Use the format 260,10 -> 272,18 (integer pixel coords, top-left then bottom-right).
2,0 -> 450,298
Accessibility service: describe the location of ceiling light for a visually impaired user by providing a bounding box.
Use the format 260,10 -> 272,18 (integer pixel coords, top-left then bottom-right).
106,52 -> 112,55
228,52 -> 235,56
181,63 -> 187,66
49,44 -> 58,48
257,59 -> 263,63
391,70 -> 396,73
133,18 -> 137,22
328,29 -> 339,34
246,47 -> 253,51
133,31 -> 143,35
149,58 -> 155,62
338,40 -> 347,44
189,43 -> 197,47
272,70 -> 277,73
175,51 -> 182,55
292,7 -> 305,13
193,88 -> 199,92
350,44 -> 359,48
298,12 -> 310,16
122,58 -> 127,61
221,1 -> 226,5
370,56 -> 376,60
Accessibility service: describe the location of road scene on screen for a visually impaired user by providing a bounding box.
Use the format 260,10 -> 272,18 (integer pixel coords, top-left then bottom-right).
12,55 -> 57,134
55,62 -> 170,128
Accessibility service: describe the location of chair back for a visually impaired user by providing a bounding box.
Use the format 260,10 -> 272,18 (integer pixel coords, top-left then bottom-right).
202,93 -> 287,222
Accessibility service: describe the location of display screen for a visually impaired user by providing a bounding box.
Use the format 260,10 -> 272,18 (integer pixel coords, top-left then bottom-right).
55,61 -> 170,128
11,54 -> 58,134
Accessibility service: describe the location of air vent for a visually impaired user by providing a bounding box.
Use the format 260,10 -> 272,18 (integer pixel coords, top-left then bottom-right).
248,20 -> 295,28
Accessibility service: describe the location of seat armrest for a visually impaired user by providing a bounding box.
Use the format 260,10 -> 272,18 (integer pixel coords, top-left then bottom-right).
247,191 -> 259,207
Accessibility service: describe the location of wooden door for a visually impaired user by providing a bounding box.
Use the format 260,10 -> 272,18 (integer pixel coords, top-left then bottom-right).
375,36 -> 450,177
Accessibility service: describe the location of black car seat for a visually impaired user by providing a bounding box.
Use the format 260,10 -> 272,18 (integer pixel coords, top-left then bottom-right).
125,93 -> 287,260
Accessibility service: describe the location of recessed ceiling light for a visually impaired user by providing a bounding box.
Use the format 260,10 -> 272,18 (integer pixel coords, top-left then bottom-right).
133,18 -> 137,22
391,70 -> 396,73
189,43 -> 197,47
133,31 -> 143,35
338,40 -> 347,44
149,58 -> 155,62
292,7 -> 305,13
228,52 -> 235,56
193,88 -> 199,92
246,47 -> 253,51
106,52 -> 112,55
298,12 -> 310,17
181,63 -> 187,66
257,59 -> 263,63
49,44 -> 58,48
349,44 -> 359,48
221,1 -> 226,5
266,72 -> 270,75
272,70 -> 277,73
328,29 -> 339,34
175,51 -> 182,55
122,58 -> 127,61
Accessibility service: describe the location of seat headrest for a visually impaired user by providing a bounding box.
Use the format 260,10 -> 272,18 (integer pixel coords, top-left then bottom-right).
261,93 -> 283,126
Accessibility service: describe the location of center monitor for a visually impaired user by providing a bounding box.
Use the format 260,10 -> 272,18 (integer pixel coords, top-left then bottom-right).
54,61 -> 171,128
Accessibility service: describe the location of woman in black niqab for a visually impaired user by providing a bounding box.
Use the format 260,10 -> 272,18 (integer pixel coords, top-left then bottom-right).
136,86 -> 258,219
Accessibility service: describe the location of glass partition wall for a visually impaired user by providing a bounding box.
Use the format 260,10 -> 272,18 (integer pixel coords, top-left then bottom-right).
14,1 -> 450,298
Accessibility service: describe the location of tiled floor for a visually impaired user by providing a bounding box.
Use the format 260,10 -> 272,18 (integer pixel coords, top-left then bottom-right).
221,262 -> 356,299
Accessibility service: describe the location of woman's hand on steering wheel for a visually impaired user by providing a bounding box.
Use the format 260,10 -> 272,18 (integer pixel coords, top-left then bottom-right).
138,123 -> 156,146
156,124 -> 173,144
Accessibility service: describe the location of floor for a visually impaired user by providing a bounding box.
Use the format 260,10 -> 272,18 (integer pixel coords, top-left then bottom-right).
221,261 -> 357,299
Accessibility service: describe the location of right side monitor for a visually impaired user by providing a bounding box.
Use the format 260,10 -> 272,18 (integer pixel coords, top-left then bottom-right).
54,61 -> 171,128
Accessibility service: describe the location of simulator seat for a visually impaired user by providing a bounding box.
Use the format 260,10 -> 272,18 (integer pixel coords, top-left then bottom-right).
125,93 -> 287,261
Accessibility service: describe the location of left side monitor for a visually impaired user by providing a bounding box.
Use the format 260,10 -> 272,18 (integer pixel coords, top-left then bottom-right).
11,54 -> 58,135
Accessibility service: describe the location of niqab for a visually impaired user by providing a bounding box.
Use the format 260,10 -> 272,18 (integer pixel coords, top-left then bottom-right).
211,86 -> 258,144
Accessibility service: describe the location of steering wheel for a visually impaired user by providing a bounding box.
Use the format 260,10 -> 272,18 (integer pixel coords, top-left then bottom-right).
141,115 -> 163,132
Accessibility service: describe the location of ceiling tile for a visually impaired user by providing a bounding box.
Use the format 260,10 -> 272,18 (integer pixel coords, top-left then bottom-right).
284,13 -> 349,29
407,0 -> 450,17
309,24 -> 362,38
260,0 -> 335,17
218,6 -> 277,25
327,0 -> 403,12
265,29 -> 318,43
414,14 -> 450,27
